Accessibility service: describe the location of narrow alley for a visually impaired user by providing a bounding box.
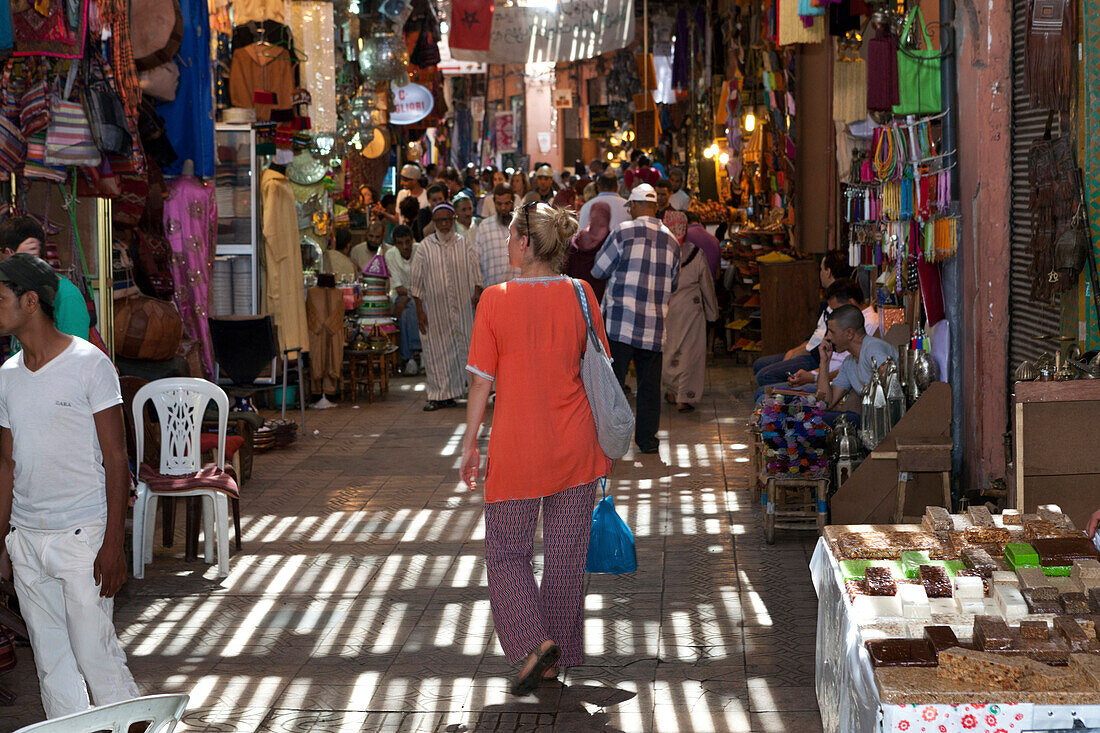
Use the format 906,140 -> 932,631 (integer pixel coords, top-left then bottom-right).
0,363 -> 823,733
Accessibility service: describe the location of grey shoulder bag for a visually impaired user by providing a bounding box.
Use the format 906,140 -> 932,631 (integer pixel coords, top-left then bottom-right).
571,278 -> 634,459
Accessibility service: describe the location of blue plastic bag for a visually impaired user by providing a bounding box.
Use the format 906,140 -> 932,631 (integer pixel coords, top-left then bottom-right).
585,481 -> 636,574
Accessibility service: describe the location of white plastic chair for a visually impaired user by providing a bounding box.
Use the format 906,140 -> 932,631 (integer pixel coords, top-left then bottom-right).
132,378 -> 233,579
13,693 -> 189,732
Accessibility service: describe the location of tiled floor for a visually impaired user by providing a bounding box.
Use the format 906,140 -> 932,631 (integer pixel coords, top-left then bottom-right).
0,361 -> 823,733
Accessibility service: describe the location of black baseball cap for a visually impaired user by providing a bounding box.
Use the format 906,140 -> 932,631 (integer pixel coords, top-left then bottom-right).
0,253 -> 59,305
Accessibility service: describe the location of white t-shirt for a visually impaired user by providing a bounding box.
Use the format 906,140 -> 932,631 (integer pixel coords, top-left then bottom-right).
0,337 -> 122,530
385,242 -> 419,301
577,192 -> 631,232
396,188 -> 430,210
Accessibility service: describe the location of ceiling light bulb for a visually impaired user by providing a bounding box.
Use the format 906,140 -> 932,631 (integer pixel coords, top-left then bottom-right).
703,146 -> 714,159
744,113 -> 756,132
607,152 -> 614,160
719,152 -> 730,165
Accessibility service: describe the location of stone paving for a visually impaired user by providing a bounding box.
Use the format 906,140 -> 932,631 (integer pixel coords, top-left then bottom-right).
0,361 -> 823,732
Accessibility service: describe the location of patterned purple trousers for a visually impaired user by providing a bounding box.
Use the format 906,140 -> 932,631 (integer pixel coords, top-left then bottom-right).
484,478 -> 599,668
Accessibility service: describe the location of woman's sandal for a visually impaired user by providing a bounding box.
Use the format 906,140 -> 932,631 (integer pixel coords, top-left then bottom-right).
510,644 -> 561,696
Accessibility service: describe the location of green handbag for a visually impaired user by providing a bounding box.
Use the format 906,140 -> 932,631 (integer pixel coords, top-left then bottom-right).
893,7 -> 942,116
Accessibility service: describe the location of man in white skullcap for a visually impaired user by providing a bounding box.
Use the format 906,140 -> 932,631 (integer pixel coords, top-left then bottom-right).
396,163 -> 429,210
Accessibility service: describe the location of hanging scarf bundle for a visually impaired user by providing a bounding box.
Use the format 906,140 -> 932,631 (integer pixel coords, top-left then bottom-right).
880,178 -> 913,221
867,25 -> 900,111
872,123 -> 907,181
1026,0 -> 1076,110
921,215 -> 959,262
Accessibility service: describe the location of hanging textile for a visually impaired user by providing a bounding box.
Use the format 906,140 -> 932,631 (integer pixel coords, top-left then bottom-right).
866,26 -> 900,111
286,1 -> 335,132
1026,0 -> 1076,110
156,0 -> 215,177
671,8 -> 690,89
164,174 -> 217,376
833,56 -> 868,124
1082,0 -> 1100,348
829,0 -> 863,36
261,167 -> 309,353
305,286 -> 343,396
777,0 -> 824,46
0,0 -> 12,55
12,0 -> 86,58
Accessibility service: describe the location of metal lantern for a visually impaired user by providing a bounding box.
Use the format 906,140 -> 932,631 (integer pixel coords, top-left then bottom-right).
359,33 -> 409,83
830,415 -> 865,489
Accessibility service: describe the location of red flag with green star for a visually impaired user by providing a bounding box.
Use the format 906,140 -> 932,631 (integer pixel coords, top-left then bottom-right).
449,0 -> 493,51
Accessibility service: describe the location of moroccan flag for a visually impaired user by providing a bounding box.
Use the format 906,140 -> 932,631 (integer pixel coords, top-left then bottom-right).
449,0 -> 493,51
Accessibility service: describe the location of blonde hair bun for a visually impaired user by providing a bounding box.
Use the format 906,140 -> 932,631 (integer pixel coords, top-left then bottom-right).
516,203 -> 578,273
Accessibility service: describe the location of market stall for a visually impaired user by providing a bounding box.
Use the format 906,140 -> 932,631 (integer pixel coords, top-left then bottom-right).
814,505 -> 1100,732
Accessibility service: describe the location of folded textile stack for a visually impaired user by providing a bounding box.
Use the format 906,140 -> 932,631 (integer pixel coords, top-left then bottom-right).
758,393 -> 829,476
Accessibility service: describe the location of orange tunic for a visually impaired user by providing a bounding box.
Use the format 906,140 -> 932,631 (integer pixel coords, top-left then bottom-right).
466,276 -> 612,503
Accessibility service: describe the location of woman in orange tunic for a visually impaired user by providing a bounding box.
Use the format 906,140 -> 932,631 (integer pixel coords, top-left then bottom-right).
462,201 -> 612,696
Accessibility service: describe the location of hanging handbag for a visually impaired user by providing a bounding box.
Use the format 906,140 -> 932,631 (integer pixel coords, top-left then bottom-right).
83,51 -> 133,157
893,7 -> 942,116
45,62 -> 101,167
0,62 -> 26,175
23,131 -> 67,181
20,59 -> 50,137
570,278 -> 634,460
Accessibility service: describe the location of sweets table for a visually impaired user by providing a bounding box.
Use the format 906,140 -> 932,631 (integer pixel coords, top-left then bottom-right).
810,538 -> 1100,733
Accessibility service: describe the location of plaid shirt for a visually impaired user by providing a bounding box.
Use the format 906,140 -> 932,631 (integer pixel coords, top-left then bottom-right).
471,216 -> 519,287
591,217 -> 680,351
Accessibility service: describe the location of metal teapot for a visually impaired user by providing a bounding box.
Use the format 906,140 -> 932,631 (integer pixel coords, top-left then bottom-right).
831,414 -> 865,461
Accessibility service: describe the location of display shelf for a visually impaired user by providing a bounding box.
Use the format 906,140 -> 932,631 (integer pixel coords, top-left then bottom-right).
213,124 -> 259,315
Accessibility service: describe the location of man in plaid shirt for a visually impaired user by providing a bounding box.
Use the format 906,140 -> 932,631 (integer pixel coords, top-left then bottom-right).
591,184 -> 680,454
470,183 -> 519,287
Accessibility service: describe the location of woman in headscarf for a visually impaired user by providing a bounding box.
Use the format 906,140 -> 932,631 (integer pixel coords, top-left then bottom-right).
563,201 -> 610,302
661,211 -> 718,413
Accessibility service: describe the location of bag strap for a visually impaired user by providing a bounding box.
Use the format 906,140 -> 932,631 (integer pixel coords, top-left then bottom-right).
570,278 -> 605,356
62,60 -> 78,101
683,245 -> 700,269
903,6 -> 933,51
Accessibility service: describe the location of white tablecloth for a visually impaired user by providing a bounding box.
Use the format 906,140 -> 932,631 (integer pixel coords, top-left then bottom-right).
810,537 -> 1100,733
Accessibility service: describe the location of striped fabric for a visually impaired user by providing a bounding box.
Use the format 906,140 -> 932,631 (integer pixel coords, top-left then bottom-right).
484,479 -> 598,667
409,231 -> 483,401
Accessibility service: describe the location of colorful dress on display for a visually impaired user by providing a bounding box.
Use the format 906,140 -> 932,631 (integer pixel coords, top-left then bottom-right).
164,175 -> 217,376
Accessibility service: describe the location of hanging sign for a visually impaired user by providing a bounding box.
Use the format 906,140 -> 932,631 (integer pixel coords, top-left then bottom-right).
450,0 -> 636,64
494,111 -> 517,153
390,82 -> 434,125
552,89 -> 573,109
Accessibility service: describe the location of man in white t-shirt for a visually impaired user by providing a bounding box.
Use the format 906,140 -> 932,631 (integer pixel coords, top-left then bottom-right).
0,254 -> 139,718
395,163 -> 429,210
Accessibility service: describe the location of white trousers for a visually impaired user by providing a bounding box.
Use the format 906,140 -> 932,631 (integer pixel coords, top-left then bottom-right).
6,524 -> 140,719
